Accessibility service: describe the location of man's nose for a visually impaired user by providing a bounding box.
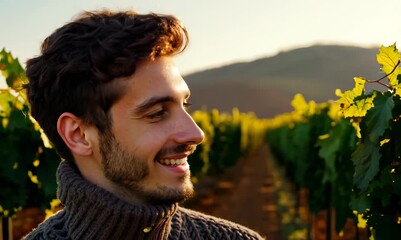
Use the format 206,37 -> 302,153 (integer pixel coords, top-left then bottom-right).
173,111 -> 205,145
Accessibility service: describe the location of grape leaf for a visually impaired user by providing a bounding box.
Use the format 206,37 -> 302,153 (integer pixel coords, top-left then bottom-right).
352,140 -> 381,192
365,92 -> 394,143
318,127 -> 342,183
0,48 -> 27,90
377,44 -> 401,87
291,94 -> 308,113
350,192 -> 372,213
337,78 -> 374,117
0,90 -> 15,117
291,93 -> 316,116
36,148 -> 60,198
346,96 -> 375,118
7,106 -> 30,130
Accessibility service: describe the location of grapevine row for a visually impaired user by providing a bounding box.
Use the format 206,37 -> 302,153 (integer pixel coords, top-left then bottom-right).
265,44 -> 401,239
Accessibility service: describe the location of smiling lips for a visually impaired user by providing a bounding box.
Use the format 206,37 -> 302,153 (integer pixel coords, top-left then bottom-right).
157,157 -> 190,173
156,146 -> 196,168
158,158 -> 187,167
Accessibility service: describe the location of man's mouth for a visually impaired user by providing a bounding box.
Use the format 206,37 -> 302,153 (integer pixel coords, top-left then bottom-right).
155,145 -> 196,168
158,158 -> 187,167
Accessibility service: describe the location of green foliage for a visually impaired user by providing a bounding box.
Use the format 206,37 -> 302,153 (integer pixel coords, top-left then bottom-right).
352,140 -> 381,192
189,108 -> 267,178
365,92 -> 394,143
266,44 -> 401,239
345,46 -> 401,239
0,48 -> 26,91
0,48 -> 60,217
270,109 -> 353,227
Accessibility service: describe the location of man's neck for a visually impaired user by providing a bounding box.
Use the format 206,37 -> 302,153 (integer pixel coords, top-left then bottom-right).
55,160 -> 178,240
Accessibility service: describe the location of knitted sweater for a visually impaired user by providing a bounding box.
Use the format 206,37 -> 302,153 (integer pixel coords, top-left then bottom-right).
24,162 -> 265,240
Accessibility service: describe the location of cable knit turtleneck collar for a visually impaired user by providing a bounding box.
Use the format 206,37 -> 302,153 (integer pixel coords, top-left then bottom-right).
56,161 -> 178,240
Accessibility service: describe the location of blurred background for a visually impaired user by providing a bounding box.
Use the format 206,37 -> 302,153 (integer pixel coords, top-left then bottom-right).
1,0 -> 401,117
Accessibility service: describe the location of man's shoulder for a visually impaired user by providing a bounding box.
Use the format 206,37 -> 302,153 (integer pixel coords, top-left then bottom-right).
23,210 -> 68,240
175,207 -> 265,240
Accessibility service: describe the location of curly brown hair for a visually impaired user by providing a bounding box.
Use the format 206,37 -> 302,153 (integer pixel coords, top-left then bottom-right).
25,10 -> 189,161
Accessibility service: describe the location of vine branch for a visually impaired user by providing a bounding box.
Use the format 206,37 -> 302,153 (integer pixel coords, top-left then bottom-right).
366,59 -> 400,89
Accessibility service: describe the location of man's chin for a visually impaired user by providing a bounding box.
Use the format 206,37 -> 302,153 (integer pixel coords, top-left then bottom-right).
143,183 -> 194,205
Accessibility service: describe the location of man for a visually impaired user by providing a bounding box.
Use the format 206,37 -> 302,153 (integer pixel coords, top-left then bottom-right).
23,10 -> 265,240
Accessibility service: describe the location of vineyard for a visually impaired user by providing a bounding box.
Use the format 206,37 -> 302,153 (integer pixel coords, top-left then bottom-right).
0,44 -> 401,240
265,44 -> 401,239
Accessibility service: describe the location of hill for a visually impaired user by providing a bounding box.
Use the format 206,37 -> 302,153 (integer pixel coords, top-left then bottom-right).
185,45 -> 383,118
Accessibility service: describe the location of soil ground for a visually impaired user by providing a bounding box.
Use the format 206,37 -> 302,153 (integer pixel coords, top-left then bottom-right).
184,145 -> 284,240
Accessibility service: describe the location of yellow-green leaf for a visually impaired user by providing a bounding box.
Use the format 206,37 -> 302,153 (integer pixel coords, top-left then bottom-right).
377,44 -> 401,87
0,48 -> 27,90
291,93 -> 308,113
337,78 -> 374,117
0,89 -> 16,117
353,77 -> 366,96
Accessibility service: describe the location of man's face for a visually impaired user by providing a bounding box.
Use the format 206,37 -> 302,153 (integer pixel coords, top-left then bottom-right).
98,57 -> 204,205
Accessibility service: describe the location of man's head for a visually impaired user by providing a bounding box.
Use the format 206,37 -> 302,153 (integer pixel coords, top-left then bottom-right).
26,10 -> 188,160
26,10 -> 204,205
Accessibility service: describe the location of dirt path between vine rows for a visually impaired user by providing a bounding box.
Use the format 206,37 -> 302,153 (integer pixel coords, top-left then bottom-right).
184,145 -> 284,240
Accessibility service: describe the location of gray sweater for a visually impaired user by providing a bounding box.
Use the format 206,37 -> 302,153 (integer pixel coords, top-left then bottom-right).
24,161 -> 265,240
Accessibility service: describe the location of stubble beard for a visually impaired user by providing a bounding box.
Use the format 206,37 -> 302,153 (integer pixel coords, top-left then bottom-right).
98,130 -> 194,205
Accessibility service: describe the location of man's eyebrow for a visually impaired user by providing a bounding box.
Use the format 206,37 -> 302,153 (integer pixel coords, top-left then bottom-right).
133,96 -> 176,115
133,92 -> 191,115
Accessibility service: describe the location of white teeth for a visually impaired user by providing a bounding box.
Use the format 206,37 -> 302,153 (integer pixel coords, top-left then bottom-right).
159,158 -> 186,166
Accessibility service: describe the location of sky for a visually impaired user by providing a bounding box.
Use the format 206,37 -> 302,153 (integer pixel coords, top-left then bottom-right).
1,0 -> 401,88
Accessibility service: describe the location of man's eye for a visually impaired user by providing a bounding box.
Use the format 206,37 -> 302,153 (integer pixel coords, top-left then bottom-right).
147,109 -> 167,120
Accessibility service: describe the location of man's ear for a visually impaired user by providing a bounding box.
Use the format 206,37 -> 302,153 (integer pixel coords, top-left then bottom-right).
57,112 -> 94,156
